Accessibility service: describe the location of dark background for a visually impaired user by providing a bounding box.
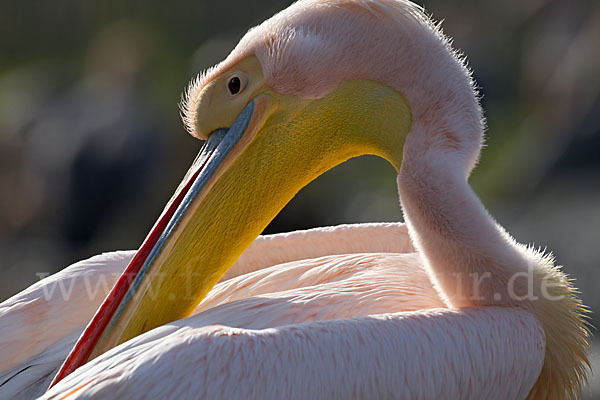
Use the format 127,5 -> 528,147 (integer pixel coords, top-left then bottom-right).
1,0 -> 599,395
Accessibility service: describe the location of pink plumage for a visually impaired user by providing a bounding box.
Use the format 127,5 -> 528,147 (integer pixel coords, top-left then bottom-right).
0,1 -> 590,399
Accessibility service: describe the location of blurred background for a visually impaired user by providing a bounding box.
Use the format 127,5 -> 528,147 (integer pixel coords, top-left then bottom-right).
0,0 -> 598,396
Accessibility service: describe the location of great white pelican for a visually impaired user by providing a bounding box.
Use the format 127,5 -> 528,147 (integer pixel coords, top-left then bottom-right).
0,0 -> 590,399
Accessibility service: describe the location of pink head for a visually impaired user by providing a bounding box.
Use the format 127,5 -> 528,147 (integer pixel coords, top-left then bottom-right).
183,0 -> 484,174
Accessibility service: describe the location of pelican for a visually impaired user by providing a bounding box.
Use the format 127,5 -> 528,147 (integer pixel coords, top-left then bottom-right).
0,0 -> 590,399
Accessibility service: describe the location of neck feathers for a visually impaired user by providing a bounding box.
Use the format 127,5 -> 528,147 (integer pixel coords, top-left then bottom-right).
398,118 -> 590,398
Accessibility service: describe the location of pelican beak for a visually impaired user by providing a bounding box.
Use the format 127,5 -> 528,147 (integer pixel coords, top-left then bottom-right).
51,73 -> 412,387
50,98 -> 264,386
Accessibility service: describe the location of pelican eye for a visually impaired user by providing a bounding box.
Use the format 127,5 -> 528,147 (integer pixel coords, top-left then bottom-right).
226,73 -> 247,96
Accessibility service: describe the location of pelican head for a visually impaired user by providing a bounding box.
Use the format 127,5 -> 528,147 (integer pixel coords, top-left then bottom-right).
52,0 -> 588,398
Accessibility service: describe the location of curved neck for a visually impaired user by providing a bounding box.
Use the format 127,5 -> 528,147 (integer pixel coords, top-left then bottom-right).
397,121 -> 528,308
396,118 -> 590,399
